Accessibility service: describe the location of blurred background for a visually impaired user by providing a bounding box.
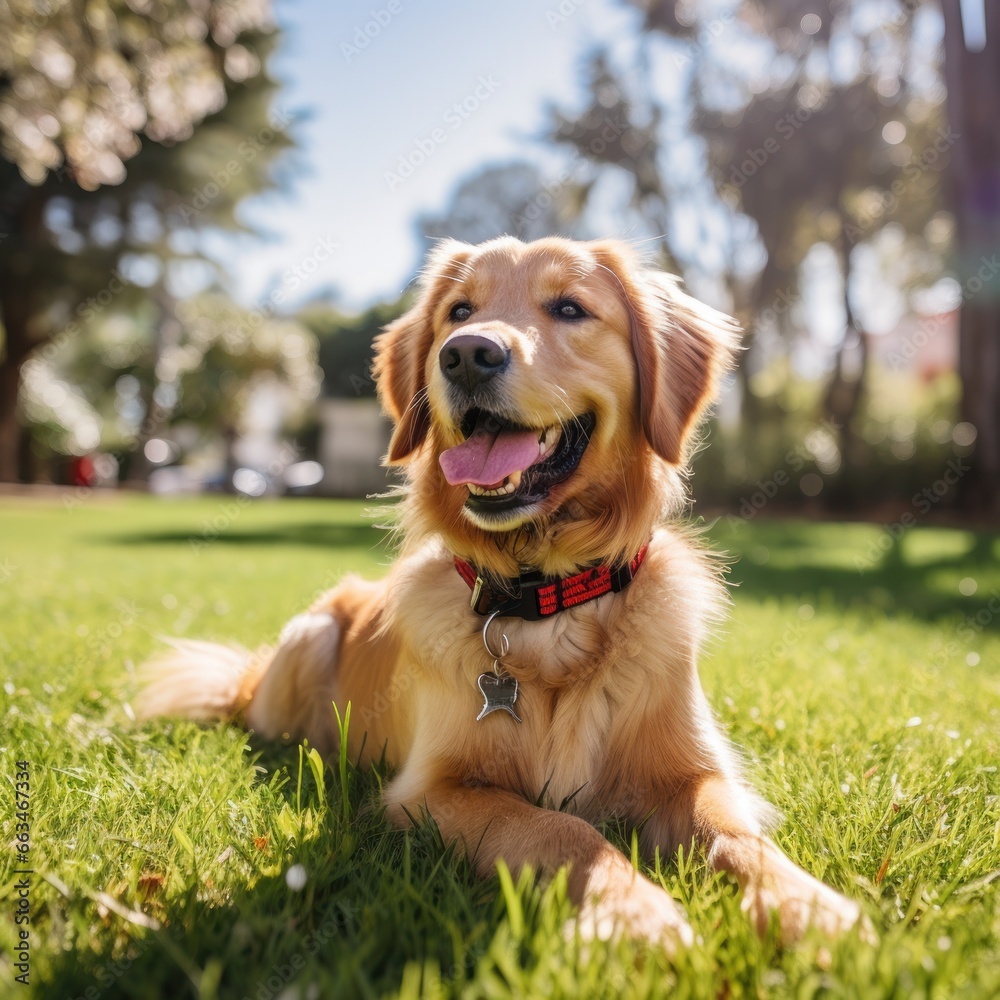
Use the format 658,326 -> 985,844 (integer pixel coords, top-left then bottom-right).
0,0 -> 997,520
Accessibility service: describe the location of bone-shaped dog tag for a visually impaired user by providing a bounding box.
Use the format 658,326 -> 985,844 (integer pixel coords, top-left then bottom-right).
476,671 -> 522,723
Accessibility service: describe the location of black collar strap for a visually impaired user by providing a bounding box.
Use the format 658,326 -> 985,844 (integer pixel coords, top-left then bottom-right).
454,545 -> 649,621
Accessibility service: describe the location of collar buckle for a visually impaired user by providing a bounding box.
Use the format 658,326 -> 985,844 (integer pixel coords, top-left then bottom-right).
471,575 -> 488,615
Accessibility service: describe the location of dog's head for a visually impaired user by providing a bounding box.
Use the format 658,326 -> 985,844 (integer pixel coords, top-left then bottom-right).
374,237 -> 740,574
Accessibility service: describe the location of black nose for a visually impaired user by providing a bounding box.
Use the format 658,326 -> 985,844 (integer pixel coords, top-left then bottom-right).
439,334 -> 511,393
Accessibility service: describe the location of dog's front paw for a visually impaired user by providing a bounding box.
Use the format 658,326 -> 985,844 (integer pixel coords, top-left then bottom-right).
570,873 -> 694,957
743,872 -> 875,946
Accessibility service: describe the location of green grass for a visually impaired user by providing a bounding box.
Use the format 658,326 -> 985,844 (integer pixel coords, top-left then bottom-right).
1,495 -> 998,999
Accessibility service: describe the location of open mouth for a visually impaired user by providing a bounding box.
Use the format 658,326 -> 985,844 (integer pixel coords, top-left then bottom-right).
439,408 -> 595,517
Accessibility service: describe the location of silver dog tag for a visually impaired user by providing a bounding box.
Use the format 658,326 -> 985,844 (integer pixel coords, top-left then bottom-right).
476,671 -> 522,723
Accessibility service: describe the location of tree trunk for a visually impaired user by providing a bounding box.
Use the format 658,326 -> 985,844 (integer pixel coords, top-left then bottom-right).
822,219 -> 869,508
941,0 -> 1000,515
126,282 -> 178,485
0,290 -> 33,484
0,355 -> 21,483
0,180 -> 50,483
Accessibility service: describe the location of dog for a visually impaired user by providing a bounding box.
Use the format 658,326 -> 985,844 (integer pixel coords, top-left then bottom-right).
139,236 -> 868,952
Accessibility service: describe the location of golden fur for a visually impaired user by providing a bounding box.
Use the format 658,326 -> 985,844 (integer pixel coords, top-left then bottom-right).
139,237 -> 868,949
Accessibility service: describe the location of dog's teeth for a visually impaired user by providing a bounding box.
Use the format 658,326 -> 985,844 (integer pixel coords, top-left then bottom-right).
538,426 -> 561,460
467,470 -> 523,498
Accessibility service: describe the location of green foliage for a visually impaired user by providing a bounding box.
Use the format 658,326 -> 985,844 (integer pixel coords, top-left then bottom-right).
416,161 -> 580,247
304,297 -> 410,400
547,0 -> 955,494
0,0 -> 275,189
693,367 -> 965,510
0,0 -> 290,348
168,293 -> 321,435
0,497 -> 997,997
0,0 -> 294,480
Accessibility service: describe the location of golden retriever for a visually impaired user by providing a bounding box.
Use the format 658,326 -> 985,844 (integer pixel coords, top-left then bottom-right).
139,236 -> 867,950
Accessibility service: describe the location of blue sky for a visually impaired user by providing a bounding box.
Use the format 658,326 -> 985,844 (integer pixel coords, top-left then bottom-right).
221,0 -> 637,312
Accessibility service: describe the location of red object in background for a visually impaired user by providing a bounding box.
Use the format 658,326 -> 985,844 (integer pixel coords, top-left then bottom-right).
71,455 -> 95,487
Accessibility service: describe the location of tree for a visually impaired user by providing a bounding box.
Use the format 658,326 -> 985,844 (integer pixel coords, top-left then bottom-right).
686,1 -> 944,466
549,2 -> 949,500
941,0 -> 1000,514
30,292 -> 320,482
305,298 -> 412,401
417,161 -> 581,248
0,0 -> 291,481
547,51 -> 669,247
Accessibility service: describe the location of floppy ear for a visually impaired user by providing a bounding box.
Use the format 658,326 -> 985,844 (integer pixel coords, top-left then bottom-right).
593,243 -> 741,465
632,273 -> 742,464
372,240 -> 473,464
372,303 -> 434,465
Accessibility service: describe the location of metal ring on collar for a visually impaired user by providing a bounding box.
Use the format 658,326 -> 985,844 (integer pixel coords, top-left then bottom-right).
482,609 -> 510,660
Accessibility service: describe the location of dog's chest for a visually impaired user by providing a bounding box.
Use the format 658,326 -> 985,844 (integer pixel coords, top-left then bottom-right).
461,673 -> 624,815
452,614 -> 643,810
531,682 -> 615,810
396,549 -> 658,811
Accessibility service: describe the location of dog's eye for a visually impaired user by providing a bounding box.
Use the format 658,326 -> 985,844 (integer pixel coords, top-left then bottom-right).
551,299 -> 588,321
449,302 -> 473,323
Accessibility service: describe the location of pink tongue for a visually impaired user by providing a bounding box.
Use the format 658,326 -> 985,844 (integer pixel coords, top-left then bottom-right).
440,422 -> 542,487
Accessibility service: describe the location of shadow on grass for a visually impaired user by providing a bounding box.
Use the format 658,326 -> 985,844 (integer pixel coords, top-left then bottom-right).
718,522 -> 1000,624
105,515 -> 1000,628
103,521 -> 390,551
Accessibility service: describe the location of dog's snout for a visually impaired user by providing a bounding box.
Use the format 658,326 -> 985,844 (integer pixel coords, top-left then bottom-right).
439,333 -> 511,394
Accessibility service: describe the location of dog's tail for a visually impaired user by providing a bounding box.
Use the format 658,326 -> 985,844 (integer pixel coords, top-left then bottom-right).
134,638 -> 267,724
135,611 -> 342,755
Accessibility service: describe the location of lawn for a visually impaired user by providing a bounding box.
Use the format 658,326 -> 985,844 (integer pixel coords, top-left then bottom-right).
1,494 -> 998,999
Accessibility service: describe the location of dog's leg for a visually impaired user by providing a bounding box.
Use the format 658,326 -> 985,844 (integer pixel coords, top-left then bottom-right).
385,779 -> 694,954
138,575 -> 399,764
649,773 -> 868,944
242,609 -> 342,757
137,597 -> 344,757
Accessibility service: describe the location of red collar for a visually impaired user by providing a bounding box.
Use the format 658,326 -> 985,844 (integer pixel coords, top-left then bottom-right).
454,545 -> 649,621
